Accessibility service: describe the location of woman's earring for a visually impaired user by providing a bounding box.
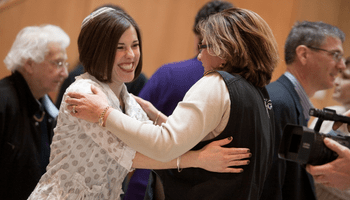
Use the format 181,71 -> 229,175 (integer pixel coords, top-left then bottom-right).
219,63 -> 226,68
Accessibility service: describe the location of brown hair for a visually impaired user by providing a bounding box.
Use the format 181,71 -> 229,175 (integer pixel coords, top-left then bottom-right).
198,8 -> 279,87
78,9 -> 142,82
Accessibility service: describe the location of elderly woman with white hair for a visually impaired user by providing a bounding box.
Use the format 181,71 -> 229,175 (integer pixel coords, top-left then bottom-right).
0,24 -> 70,200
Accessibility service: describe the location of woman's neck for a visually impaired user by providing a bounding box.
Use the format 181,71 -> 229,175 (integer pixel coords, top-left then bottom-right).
108,80 -> 125,111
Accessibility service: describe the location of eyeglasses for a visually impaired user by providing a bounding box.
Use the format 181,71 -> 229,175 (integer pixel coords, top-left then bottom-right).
307,46 -> 344,63
47,60 -> 69,70
198,44 -> 210,53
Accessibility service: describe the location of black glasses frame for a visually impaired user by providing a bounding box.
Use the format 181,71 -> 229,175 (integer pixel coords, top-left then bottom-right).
198,44 -> 208,53
307,46 -> 343,63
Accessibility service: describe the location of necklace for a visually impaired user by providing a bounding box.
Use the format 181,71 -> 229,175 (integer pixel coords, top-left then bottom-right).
33,111 -> 45,122
203,70 -> 216,76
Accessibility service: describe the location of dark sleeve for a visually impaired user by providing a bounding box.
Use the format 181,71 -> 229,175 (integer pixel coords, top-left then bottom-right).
261,83 -> 298,200
138,67 -> 174,116
56,77 -> 73,108
125,73 -> 148,96
262,82 -> 316,200
0,93 -> 6,150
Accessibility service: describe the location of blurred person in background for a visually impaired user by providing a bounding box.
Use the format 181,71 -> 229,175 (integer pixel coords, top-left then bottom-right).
262,21 -> 346,200
309,56 -> 350,200
0,24 -> 70,200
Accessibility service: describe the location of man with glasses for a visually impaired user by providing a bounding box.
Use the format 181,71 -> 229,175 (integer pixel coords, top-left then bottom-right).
0,24 -> 70,200
261,21 -> 346,200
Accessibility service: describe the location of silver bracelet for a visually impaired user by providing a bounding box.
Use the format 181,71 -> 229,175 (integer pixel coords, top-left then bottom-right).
177,156 -> 182,172
154,111 -> 160,125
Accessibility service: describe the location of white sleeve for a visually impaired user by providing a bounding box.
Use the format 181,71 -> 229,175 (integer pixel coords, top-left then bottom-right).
105,74 -> 229,162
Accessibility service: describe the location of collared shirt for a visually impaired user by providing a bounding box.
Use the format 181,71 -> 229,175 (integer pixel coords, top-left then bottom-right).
284,72 -> 314,122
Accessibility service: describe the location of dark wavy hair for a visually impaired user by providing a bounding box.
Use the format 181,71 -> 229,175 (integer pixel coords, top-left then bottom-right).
198,7 -> 279,87
78,8 -> 142,83
193,0 -> 234,36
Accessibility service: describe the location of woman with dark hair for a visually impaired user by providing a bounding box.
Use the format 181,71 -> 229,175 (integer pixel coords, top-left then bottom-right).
28,7 -> 251,200
67,7 -> 278,199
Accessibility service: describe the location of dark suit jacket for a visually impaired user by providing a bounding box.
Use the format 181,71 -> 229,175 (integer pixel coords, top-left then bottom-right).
260,75 -> 316,200
0,71 -> 58,200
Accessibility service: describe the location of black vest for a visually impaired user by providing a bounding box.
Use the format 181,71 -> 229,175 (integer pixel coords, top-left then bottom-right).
156,71 -> 275,200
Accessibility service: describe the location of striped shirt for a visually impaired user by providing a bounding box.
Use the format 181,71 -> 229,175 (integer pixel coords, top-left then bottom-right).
284,72 -> 314,123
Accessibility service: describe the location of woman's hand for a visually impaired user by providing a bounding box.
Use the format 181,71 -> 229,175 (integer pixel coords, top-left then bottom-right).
131,94 -> 161,121
66,85 -> 109,123
187,137 -> 251,173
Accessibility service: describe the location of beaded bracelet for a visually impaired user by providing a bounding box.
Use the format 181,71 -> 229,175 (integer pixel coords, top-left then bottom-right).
98,106 -> 110,127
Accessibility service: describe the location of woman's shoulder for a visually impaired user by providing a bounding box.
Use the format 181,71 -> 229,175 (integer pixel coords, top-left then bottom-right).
66,73 -> 103,94
193,72 -> 224,86
184,73 -> 229,108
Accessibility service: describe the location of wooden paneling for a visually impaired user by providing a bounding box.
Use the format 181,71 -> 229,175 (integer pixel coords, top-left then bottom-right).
0,0 -> 90,100
293,0 -> 350,110
0,0 -> 349,110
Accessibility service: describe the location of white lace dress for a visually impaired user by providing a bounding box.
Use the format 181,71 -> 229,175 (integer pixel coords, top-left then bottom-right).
28,73 -> 150,200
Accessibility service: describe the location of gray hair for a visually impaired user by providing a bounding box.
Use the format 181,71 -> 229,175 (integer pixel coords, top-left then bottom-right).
284,21 -> 345,65
4,24 -> 70,72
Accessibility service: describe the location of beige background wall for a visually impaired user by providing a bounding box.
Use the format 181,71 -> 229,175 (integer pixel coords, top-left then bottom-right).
1,0 -> 350,111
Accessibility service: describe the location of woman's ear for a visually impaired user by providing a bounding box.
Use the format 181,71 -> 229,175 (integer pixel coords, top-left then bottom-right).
23,59 -> 35,74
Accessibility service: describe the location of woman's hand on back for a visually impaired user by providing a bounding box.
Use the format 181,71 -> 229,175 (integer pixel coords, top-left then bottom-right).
66,85 -> 109,123
191,137 -> 251,173
131,94 -> 161,122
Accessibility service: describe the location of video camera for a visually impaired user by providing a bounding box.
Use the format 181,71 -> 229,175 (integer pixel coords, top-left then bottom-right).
278,108 -> 350,166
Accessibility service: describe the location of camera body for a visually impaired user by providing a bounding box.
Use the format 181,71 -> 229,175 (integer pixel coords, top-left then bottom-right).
278,108 -> 350,166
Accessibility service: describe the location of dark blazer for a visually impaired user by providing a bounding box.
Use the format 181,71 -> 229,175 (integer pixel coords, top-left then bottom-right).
261,74 -> 316,200
0,71 -> 58,200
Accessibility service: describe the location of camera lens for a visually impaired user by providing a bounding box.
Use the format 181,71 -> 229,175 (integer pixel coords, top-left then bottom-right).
307,135 -> 336,165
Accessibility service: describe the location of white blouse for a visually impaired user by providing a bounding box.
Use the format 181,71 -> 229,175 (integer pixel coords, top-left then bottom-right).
106,73 -> 231,162
28,73 -> 149,200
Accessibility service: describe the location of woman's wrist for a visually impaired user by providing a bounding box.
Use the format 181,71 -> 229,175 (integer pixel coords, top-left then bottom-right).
177,150 -> 200,169
99,106 -> 112,127
153,111 -> 161,125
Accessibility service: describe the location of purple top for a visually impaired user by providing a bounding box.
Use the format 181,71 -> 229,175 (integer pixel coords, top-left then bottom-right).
138,57 -> 203,116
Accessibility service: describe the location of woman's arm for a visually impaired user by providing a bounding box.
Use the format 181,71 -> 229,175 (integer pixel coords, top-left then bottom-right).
65,85 -> 167,126
66,76 -> 238,162
133,137 -> 251,173
130,94 -> 167,125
